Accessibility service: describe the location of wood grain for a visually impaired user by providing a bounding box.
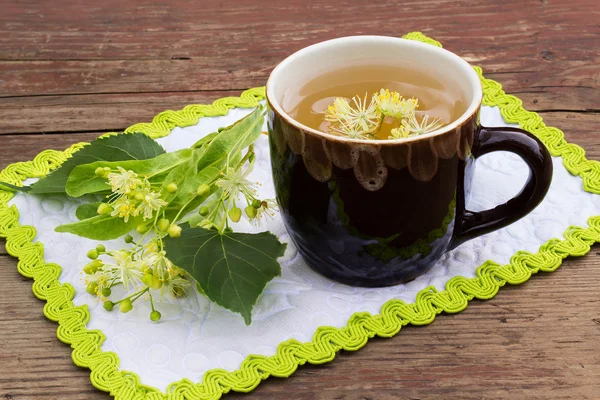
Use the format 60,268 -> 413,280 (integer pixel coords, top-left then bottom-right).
0,0 -> 599,399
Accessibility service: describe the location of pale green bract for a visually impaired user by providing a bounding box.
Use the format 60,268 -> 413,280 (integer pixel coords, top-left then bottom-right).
65,148 -> 193,197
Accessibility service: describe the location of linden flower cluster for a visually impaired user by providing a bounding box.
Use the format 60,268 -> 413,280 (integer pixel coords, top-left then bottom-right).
83,166 -> 187,321
324,89 -> 444,140
83,156 -> 277,321
195,156 -> 278,230
83,238 -> 189,322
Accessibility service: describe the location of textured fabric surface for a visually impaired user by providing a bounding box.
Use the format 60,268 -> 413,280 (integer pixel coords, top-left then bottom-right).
9,105 -> 599,391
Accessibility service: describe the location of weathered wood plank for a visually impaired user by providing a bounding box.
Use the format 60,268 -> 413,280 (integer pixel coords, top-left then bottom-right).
0,0 -> 597,61
0,91 -> 249,134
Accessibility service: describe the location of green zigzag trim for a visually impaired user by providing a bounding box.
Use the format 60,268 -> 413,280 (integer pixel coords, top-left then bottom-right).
1,32 -> 599,400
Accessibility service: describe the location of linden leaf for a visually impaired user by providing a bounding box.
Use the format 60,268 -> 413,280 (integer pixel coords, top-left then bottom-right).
0,133 -> 166,195
163,226 -> 286,325
75,202 -> 103,220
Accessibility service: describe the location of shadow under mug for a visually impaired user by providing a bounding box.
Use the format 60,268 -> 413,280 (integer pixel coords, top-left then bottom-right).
266,36 -> 553,287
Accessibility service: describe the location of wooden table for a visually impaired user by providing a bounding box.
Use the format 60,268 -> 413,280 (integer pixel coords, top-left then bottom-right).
1,1 -> 599,398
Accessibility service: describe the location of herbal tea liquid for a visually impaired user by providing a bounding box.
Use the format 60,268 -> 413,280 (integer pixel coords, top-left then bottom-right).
282,64 -> 468,140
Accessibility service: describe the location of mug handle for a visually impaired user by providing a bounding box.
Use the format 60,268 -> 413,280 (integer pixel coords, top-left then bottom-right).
449,126 -> 553,249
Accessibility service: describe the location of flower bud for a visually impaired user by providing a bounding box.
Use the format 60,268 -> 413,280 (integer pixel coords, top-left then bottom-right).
252,199 -> 261,208
199,206 -> 209,216
136,224 -> 149,234
96,244 -> 106,252
150,276 -> 163,290
83,260 -> 103,275
196,184 -> 210,197
245,205 -> 257,219
150,310 -> 162,322
119,298 -> 133,313
101,287 -> 112,297
87,249 -> 99,260
158,218 -> 170,232
95,167 -> 105,177
141,273 -> 154,287
83,264 -> 95,275
168,224 -> 182,238
134,191 -> 145,202
97,203 -> 113,215
228,207 -> 242,223
124,234 -> 134,244
103,301 -> 114,311
86,282 -> 98,295
167,183 -> 178,193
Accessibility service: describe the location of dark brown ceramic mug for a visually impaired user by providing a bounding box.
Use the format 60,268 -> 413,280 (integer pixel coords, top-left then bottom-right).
266,36 -> 552,287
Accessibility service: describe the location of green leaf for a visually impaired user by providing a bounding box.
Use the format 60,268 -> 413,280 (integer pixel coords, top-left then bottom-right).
191,131 -> 218,149
196,107 -> 264,171
164,226 -> 286,325
75,202 -> 102,220
3,133 -> 166,195
55,214 -> 141,240
65,148 -> 192,197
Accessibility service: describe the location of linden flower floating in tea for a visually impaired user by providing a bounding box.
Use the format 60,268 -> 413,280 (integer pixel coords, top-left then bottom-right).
324,94 -> 381,139
324,88 -> 444,140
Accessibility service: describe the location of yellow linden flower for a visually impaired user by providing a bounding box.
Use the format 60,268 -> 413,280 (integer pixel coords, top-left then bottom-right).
389,125 -> 411,139
110,197 -> 138,222
325,94 -> 381,139
374,89 -> 419,119
107,167 -> 143,195
401,113 -> 444,136
108,250 -> 142,289
143,240 -> 159,255
147,250 -> 174,281
160,275 -> 190,297
136,188 -> 167,220
217,164 -> 257,200
251,199 -> 278,226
